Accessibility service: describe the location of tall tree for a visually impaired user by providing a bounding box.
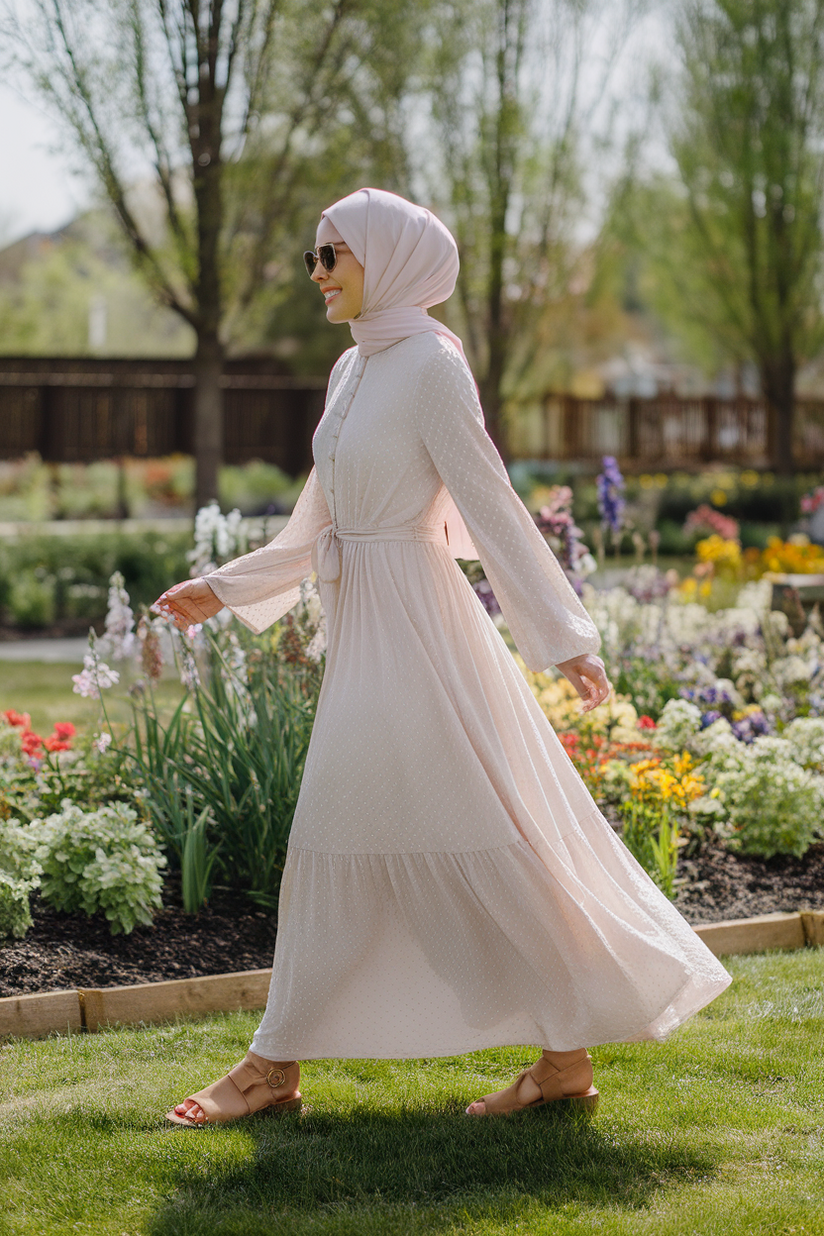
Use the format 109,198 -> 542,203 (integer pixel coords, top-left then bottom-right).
424,0 -> 643,455
667,0 -> 824,476
6,0 -> 420,507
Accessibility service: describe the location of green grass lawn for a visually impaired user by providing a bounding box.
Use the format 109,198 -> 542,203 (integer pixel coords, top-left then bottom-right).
1,950 -> 822,1236
0,660 -> 185,736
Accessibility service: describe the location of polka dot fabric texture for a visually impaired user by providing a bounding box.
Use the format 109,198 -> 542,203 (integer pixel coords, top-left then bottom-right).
205,333 -> 731,1060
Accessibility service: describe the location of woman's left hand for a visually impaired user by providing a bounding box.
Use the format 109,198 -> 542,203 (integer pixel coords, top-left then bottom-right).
556,653 -> 612,713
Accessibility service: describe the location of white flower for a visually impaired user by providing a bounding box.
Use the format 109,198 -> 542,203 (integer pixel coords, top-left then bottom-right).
772,656 -> 812,686
94,732 -> 113,754
97,571 -> 135,662
654,698 -> 702,751
188,502 -> 244,576
71,648 -> 120,699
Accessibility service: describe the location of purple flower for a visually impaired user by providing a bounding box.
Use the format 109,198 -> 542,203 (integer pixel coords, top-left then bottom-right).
473,578 -> 502,616
700,710 -> 722,728
730,711 -> 770,744
596,456 -> 626,536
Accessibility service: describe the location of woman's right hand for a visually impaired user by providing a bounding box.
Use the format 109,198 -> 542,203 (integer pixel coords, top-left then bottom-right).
152,578 -> 224,631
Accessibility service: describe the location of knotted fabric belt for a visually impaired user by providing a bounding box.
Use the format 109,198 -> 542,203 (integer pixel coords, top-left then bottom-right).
312,523 -> 445,584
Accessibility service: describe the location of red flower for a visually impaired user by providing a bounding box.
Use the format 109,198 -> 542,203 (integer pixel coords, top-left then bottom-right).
52,722 -> 76,740
44,737 -> 72,752
20,730 -> 44,755
3,710 -> 31,729
637,715 -> 657,730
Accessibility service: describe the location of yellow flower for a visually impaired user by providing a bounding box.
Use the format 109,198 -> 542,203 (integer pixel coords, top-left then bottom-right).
710,488 -> 728,506
696,535 -> 742,568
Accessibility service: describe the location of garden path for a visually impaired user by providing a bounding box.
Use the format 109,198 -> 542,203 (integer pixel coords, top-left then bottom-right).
0,638 -> 87,662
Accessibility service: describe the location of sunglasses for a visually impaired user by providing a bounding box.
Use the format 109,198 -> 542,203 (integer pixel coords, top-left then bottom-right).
304,243 -> 341,278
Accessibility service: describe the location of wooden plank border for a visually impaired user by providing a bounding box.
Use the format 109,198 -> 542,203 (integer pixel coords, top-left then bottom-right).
1,912 -> 823,1040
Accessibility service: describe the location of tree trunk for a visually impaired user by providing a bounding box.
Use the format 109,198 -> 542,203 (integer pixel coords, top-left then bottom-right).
761,352 -> 796,477
193,331 -> 225,511
479,346 -> 508,461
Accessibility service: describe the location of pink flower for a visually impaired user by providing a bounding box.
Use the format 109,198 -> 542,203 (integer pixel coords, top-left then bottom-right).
94,732 -> 112,754
53,722 -> 76,740
3,710 -> 31,729
637,715 -> 657,730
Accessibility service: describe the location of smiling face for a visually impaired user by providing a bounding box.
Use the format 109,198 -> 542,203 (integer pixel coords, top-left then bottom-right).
312,216 -> 365,323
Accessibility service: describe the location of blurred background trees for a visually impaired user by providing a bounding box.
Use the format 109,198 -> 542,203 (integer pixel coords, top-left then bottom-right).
5,0 -> 824,480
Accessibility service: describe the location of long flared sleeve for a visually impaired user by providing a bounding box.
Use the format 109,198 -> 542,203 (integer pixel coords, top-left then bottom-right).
414,341 -> 601,672
203,467 -> 331,634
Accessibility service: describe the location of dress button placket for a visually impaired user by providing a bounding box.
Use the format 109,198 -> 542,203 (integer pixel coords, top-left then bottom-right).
328,355 -> 367,524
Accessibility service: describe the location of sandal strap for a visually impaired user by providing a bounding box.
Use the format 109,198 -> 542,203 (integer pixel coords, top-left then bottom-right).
186,1056 -> 299,1123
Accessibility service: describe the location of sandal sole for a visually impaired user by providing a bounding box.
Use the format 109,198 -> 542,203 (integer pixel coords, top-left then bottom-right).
165,1093 -> 302,1127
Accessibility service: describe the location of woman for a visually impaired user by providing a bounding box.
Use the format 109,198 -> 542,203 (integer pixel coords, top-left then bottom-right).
156,188 -> 731,1126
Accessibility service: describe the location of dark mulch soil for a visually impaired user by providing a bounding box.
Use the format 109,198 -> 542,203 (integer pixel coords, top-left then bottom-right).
0,879 -> 277,997
674,840 -> 824,925
2,845 -> 823,997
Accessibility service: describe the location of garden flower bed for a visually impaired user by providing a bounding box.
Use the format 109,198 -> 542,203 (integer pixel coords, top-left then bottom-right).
3,478 -> 824,977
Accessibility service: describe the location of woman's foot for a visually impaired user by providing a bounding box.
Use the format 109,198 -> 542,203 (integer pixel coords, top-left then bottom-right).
166,1052 -> 301,1126
466,1048 -> 598,1117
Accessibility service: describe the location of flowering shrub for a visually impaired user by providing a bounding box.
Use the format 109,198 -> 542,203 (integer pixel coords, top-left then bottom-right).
760,536 -> 824,575
26,801 -> 167,934
683,504 -> 740,543
534,485 -> 596,591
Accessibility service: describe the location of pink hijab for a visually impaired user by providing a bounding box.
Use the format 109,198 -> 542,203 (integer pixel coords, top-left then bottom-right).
320,187 -> 478,559
321,187 -> 466,359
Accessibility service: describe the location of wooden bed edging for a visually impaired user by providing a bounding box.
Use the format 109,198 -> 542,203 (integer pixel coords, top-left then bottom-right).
2,913 -> 823,1040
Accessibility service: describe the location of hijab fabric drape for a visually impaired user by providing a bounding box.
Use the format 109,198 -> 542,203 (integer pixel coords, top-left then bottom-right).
321,187 -> 466,359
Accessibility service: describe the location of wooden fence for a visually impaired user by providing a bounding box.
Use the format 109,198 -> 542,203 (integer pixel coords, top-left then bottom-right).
0,357 -> 328,476
509,393 -> 824,469
4,359 -> 824,471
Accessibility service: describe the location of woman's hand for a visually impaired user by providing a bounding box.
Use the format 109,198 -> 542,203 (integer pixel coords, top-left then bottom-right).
152,579 -> 223,631
556,652 -> 612,713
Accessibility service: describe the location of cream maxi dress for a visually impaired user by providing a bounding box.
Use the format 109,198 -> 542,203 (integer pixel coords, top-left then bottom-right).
205,332 -> 732,1060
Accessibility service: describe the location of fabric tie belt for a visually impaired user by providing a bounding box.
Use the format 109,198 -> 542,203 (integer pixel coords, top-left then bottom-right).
312,523 -> 445,584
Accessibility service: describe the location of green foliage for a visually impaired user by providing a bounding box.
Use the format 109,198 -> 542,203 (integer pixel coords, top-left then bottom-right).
7,572 -> 56,628
619,798 -> 681,900
0,874 -> 33,940
127,626 -> 319,910
0,528 -> 191,629
28,801 -> 167,935
0,218 -> 194,358
710,736 -> 824,859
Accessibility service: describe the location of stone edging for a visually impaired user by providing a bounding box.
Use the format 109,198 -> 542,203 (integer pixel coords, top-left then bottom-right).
2,911 -> 823,1041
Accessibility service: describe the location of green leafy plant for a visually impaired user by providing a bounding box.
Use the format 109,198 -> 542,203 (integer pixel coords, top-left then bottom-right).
29,801 -> 167,934
0,873 -> 35,940
126,625 -> 318,911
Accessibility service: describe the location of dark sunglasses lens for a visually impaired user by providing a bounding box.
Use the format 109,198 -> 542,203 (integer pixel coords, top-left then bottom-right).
303,251 -> 317,277
318,244 -> 337,272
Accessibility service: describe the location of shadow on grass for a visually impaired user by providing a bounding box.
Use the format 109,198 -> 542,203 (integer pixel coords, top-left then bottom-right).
146,1101 -> 719,1234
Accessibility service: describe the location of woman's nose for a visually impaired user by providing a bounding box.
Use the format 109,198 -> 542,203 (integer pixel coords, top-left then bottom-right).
310,259 -> 325,284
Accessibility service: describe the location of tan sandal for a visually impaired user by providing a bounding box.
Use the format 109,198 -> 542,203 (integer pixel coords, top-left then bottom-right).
166,1052 -> 301,1126
465,1048 -> 599,1117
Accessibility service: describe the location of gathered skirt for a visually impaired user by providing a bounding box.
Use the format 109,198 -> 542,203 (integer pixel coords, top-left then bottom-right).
250,540 -> 731,1059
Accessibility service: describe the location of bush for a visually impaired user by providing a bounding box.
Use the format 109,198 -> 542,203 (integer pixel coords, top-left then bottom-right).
8,571 -> 56,627
0,529 -> 190,629
0,874 -> 34,940
30,801 -> 167,934
710,737 -> 824,859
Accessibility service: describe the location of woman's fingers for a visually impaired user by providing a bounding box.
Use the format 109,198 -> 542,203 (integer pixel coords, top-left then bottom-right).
557,654 -> 612,712
151,580 -> 222,630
